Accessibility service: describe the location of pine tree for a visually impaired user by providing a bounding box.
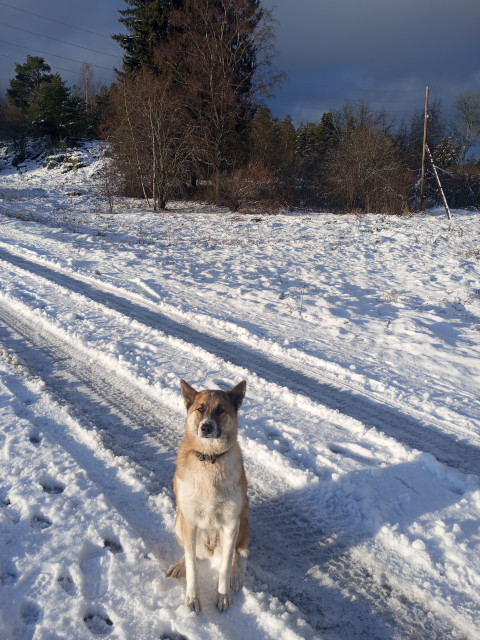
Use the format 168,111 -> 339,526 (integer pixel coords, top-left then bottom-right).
7,55 -> 54,112
112,0 -> 184,72
28,73 -> 71,142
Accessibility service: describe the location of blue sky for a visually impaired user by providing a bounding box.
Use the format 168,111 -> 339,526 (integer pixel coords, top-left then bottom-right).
1,0 -> 479,126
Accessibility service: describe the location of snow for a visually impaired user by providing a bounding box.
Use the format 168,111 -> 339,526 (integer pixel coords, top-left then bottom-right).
0,141 -> 479,639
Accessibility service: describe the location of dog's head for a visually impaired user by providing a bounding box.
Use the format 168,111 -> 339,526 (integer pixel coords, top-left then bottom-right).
180,380 -> 246,449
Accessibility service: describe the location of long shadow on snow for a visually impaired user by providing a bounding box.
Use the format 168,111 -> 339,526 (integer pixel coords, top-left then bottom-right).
0,246 -> 478,477
248,460 -> 469,638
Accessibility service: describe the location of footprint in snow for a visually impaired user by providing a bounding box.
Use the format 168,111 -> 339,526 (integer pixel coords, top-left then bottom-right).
1,496 -> 20,525
328,442 -> 376,466
212,378 -> 235,390
80,544 -> 110,600
57,572 -> 75,595
84,611 -> 114,636
20,600 -> 42,626
103,538 -> 123,554
41,481 -> 65,495
30,515 -> 52,530
0,569 -> 17,585
264,427 -> 291,454
29,434 -> 41,445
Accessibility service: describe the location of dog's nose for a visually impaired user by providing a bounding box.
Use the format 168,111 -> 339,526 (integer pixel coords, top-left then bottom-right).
201,422 -> 214,436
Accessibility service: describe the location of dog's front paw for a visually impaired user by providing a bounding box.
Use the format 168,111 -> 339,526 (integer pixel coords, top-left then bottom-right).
216,592 -> 231,612
185,595 -> 201,614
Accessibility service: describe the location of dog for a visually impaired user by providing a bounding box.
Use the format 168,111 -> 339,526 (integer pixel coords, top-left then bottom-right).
166,379 -> 249,613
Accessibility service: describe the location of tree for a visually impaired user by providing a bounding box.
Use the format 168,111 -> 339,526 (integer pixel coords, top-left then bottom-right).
247,107 -> 297,204
295,113 -> 338,191
399,98 -> 446,169
78,63 -> 98,112
109,0 -> 282,205
324,118 -> 413,214
451,89 -> 480,167
112,0 -> 184,72
7,55 -> 53,112
28,73 -> 73,142
432,136 -> 460,169
106,65 -> 196,209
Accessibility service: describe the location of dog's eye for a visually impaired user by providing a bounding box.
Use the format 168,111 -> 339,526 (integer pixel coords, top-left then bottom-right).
215,406 -> 224,415
196,405 -> 206,414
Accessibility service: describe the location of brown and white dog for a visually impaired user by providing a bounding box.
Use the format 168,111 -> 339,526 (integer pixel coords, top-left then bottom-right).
166,380 -> 249,613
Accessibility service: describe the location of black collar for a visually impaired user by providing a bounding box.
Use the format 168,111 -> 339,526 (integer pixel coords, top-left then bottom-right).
195,449 -> 229,464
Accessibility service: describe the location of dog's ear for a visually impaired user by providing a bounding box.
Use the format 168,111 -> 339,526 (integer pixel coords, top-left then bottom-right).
180,380 -> 197,410
228,380 -> 246,411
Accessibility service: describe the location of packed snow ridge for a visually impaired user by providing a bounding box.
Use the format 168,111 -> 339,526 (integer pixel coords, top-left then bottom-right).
0,141 -> 479,639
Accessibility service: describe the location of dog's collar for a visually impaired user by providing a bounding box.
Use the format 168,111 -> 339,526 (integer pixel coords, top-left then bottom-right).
194,449 -> 228,464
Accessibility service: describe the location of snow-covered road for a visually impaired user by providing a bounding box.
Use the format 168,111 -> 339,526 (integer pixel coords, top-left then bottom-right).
1,143 -> 480,639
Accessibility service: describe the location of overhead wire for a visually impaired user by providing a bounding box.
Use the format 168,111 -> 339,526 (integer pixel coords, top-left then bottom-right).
0,20 -> 122,60
0,0 -> 115,40
0,51 -> 112,85
0,38 -> 116,74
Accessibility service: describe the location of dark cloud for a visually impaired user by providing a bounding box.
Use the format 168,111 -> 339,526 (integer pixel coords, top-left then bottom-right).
1,0 -> 479,125
263,0 -> 480,122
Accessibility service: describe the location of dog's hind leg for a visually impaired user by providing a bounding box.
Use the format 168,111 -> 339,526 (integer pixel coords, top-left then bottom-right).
230,511 -> 249,591
230,552 -> 246,591
166,556 -> 185,579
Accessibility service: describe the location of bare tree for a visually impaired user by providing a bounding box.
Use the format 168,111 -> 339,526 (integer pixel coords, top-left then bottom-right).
324,122 -> 413,214
451,89 -> 480,166
78,63 -> 97,112
333,99 -> 396,135
106,65 -> 197,210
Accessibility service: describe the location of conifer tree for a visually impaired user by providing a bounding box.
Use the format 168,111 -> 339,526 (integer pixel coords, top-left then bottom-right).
7,55 -> 53,112
28,73 -> 71,142
112,0 -> 184,72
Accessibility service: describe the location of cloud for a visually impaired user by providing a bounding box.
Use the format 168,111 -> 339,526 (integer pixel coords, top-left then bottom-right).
1,0 -> 479,126
261,0 -> 480,122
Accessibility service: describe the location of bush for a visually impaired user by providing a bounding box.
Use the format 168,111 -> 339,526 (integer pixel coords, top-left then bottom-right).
213,164 -> 282,212
324,124 -> 414,214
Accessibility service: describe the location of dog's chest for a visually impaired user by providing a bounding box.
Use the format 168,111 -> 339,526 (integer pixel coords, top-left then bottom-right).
177,469 -> 241,530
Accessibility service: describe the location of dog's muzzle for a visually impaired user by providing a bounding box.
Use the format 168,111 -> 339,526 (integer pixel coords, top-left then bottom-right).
198,418 -> 220,439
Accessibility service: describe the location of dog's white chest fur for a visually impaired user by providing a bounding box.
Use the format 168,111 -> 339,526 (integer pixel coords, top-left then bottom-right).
176,459 -> 242,531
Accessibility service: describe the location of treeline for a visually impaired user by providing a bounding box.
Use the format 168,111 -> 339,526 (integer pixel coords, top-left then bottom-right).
1,0 -> 480,214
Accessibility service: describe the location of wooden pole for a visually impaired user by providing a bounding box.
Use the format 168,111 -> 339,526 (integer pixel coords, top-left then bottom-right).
426,145 -> 452,221
420,84 -> 429,211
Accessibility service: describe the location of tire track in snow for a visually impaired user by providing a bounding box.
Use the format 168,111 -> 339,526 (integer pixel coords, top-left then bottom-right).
0,279 -> 471,637
0,300 -> 181,491
0,245 -> 478,477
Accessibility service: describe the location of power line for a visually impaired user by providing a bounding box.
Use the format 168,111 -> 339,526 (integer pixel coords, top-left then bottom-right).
0,0 -> 115,40
0,52 -> 111,85
0,20 -> 123,60
0,38 -> 115,75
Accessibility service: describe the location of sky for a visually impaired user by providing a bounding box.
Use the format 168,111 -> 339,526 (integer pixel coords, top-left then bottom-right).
1,0 -> 480,127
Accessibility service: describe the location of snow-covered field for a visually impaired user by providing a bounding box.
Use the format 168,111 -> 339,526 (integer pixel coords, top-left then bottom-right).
0,142 -> 479,639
